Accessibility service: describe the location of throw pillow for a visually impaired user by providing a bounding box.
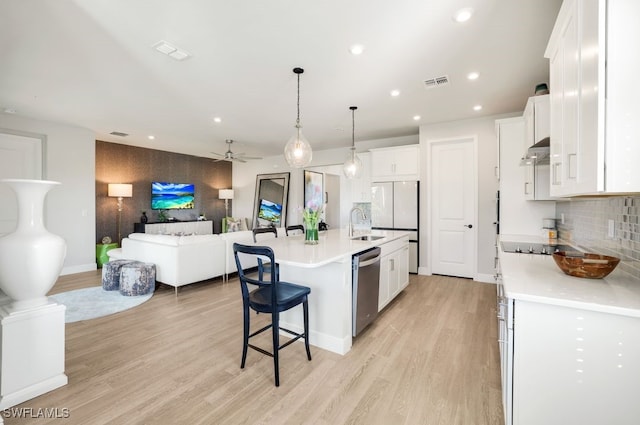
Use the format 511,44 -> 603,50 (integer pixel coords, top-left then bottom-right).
227,217 -> 242,232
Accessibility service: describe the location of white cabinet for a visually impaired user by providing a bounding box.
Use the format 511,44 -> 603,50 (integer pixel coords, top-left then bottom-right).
141,220 -> 213,235
522,95 -> 552,201
348,151 -> 372,202
545,0 -> 640,195
497,117 -> 555,236
511,300 -> 640,425
370,145 -> 420,182
378,237 -> 409,311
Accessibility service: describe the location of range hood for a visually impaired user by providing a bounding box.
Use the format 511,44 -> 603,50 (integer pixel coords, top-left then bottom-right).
520,136 -> 550,166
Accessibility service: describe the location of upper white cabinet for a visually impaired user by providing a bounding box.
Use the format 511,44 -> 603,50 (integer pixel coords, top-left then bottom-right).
545,0 -> 640,196
370,145 -> 420,182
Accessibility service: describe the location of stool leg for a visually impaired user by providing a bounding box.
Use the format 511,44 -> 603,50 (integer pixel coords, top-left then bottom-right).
272,311 -> 280,387
303,299 -> 312,361
241,301 -> 250,369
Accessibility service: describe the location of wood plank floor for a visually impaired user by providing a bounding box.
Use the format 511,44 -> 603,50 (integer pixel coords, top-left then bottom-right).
5,272 -> 503,425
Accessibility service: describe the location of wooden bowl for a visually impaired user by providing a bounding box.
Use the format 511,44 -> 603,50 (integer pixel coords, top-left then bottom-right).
552,252 -> 620,279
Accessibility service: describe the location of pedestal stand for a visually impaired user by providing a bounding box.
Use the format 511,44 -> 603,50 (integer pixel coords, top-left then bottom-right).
0,299 -> 67,410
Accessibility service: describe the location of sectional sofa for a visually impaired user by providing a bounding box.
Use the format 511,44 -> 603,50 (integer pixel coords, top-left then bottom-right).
112,228 -> 285,294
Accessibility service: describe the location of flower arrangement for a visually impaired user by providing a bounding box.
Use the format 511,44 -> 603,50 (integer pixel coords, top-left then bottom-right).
301,201 -> 322,244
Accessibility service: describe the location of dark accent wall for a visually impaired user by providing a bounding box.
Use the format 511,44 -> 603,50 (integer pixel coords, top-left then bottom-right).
95,141 -> 232,242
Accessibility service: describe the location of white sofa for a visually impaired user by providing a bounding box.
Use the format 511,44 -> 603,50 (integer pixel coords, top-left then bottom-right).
220,228 -> 285,276
113,228 -> 286,293
119,233 -> 226,293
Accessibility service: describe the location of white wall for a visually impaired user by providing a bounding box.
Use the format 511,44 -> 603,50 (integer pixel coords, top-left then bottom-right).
0,115 -> 96,275
419,114 -> 518,280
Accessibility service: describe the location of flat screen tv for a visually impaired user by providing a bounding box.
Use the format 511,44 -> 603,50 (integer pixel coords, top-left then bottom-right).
258,199 -> 282,224
151,182 -> 195,210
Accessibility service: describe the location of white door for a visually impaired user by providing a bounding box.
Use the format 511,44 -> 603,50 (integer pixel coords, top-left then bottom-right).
0,132 -> 43,234
430,137 -> 476,278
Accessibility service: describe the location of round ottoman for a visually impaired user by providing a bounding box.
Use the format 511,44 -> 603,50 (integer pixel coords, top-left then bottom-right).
119,262 -> 156,296
102,259 -> 135,291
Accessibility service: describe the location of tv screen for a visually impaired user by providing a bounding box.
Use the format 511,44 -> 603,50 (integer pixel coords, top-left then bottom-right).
258,199 -> 282,224
151,182 -> 195,210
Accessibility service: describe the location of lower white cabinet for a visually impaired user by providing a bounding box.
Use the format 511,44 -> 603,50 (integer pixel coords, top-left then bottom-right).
378,237 -> 409,311
508,300 -> 640,425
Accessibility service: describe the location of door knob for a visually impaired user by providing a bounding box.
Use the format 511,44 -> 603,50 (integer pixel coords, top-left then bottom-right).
464,224 -> 473,228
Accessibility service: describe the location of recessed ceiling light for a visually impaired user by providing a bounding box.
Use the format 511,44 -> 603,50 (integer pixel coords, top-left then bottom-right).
473,105 -> 483,111
390,90 -> 400,97
349,44 -> 364,55
467,72 -> 480,80
413,115 -> 421,121
453,8 -> 474,23
148,135 -> 155,140
2,108 -> 17,114
213,117 -> 222,123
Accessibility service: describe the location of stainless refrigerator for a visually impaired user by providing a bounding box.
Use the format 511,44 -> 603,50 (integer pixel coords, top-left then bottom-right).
370,181 -> 419,273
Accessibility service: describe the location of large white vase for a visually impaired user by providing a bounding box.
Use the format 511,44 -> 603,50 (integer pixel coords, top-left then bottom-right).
0,179 -> 67,311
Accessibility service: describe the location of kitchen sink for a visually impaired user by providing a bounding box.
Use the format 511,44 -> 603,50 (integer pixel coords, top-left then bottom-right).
351,235 -> 385,241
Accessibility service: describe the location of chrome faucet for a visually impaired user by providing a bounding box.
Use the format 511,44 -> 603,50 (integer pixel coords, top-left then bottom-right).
349,207 -> 367,237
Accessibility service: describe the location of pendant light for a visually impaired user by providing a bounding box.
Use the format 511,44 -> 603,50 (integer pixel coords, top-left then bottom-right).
284,67 -> 313,168
343,106 -> 362,179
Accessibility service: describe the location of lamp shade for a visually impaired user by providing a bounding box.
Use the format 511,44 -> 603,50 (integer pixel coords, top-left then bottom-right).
219,189 -> 234,200
108,183 -> 132,198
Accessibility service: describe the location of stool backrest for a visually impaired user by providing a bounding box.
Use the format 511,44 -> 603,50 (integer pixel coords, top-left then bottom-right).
252,227 -> 278,243
285,225 -> 304,236
233,243 -> 279,301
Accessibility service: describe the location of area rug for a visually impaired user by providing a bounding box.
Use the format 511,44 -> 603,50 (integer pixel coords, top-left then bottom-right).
50,286 -> 153,323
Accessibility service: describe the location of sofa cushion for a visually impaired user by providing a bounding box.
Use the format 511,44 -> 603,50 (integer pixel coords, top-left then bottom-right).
128,233 -> 180,246
177,234 -> 221,245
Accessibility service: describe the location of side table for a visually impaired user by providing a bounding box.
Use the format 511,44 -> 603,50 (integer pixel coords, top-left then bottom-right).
96,243 -> 119,268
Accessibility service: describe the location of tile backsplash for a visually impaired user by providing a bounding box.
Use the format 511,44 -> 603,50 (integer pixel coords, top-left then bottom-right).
556,196 -> 640,279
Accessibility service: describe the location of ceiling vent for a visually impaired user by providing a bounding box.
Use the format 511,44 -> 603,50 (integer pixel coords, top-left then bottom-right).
109,131 -> 129,137
152,40 -> 191,61
424,75 -> 450,89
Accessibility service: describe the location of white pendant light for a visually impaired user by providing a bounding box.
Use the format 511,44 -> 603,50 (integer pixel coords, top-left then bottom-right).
343,106 -> 362,179
284,67 -> 313,168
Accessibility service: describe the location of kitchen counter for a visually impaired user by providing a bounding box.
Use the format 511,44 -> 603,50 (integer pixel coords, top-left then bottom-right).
262,228 -> 410,267
499,234 -> 640,317
498,234 -> 640,425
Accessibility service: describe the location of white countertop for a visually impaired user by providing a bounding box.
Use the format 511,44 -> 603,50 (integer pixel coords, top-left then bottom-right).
499,234 -> 640,317
260,228 -> 410,268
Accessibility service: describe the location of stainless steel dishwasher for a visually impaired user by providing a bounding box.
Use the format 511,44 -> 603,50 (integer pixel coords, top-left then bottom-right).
352,246 -> 381,337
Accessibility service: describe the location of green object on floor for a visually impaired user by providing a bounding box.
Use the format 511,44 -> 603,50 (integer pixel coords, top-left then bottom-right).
96,243 -> 119,268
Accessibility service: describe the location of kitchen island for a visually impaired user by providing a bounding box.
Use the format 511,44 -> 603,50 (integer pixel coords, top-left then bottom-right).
497,234 -> 640,425
253,228 -> 410,355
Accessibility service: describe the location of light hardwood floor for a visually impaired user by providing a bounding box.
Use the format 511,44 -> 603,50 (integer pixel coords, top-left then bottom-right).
6,272 -> 503,425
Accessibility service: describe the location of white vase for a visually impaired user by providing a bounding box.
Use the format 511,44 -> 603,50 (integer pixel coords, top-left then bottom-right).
0,179 -> 67,311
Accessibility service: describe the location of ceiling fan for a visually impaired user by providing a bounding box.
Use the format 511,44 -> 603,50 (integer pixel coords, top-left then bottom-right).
210,139 -> 262,163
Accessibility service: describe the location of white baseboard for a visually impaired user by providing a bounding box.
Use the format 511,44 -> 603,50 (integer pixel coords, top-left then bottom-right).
60,263 -> 97,276
474,273 -> 496,283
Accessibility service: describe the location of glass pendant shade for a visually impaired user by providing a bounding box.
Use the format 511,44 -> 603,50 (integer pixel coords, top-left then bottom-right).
284,124 -> 312,168
343,147 -> 362,179
284,67 -> 312,168
343,105 -> 361,179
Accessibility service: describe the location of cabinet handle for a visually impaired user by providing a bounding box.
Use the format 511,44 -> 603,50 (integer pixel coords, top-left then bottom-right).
524,182 -> 530,195
552,162 -> 561,185
390,258 -> 395,271
567,153 -> 577,179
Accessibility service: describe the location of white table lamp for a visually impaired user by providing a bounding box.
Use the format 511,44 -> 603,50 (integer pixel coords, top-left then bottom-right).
219,189 -> 234,218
